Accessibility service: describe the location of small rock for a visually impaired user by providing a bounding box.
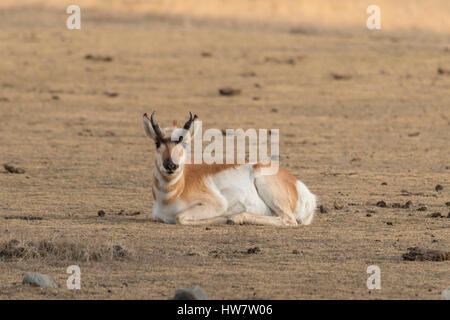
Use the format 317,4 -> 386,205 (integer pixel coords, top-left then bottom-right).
271,108 -> 278,113
219,88 -> 241,96
376,201 -> 387,208
437,67 -> 450,75
417,206 -> 428,211
386,222 -> 393,226
402,200 -> 413,209
201,52 -> 212,57
407,132 -> 420,137
366,213 -> 372,217
292,249 -> 300,254
4,164 -> 25,174
441,286 -> 450,300
98,210 -> 106,217
435,185 -> 443,192
319,205 -> 328,214
84,54 -> 113,62
126,211 -> 140,216
247,247 -> 261,254
331,73 -> 352,80
381,182 -> 387,186
402,247 -> 450,261
22,273 -> 57,288
428,212 -> 443,218
172,286 -> 209,300
104,92 -> 119,98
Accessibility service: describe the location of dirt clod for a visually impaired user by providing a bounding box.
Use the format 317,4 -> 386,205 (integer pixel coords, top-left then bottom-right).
331,73 -> 352,80
219,88 -> 241,96
376,201 -> 387,208
104,91 -> 119,98
247,247 -> 260,254
3,164 -> 25,174
319,205 -> 328,213
437,67 -> 450,75
435,184 -> 443,192
333,202 -> 344,210
402,247 -> 450,261
428,212 -> 443,218
98,210 -> 106,217
84,54 -> 113,62
391,200 -> 412,209
4,216 -> 42,221
402,200 -> 413,209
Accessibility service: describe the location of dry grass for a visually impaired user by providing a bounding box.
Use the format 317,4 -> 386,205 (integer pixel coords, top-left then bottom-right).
0,238 -> 133,263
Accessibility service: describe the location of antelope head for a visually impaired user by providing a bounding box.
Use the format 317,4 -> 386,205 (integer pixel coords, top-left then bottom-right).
143,111 -> 198,176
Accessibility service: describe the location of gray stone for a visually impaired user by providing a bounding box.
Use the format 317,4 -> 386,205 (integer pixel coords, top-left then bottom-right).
172,286 -> 208,300
441,286 -> 450,300
22,273 -> 57,288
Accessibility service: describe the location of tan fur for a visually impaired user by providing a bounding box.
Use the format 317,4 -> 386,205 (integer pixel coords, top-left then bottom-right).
154,163 -> 241,205
253,163 -> 298,213
180,164 -> 241,202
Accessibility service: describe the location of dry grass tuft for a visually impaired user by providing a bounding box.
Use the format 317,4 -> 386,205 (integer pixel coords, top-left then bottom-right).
0,239 -> 133,262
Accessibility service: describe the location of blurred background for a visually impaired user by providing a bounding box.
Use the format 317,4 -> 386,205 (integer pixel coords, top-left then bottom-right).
1,0 -> 450,33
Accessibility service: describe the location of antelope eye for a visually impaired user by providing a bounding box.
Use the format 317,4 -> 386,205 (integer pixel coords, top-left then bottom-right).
177,136 -> 184,143
155,141 -> 161,148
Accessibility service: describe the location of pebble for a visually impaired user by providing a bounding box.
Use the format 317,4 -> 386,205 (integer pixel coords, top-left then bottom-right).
172,286 -> 209,300
22,273 -> 57,288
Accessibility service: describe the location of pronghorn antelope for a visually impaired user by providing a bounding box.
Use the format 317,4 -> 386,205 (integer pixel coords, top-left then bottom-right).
143,112 -> 317,227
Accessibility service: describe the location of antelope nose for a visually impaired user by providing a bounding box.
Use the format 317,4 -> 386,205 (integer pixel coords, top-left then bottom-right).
164,161 -> 178,172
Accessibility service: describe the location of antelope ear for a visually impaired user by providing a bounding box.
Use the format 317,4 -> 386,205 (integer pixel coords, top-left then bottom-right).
142,113 -> 157,140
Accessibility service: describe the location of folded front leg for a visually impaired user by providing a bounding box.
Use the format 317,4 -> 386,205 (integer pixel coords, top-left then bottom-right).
175,204 -> 228,225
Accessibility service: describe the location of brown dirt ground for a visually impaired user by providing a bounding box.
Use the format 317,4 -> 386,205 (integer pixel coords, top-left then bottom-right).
0,5 -> 449,299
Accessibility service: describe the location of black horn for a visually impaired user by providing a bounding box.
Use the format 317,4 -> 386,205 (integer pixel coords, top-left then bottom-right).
150,111 -> 164,139
183,112 -> 198,131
